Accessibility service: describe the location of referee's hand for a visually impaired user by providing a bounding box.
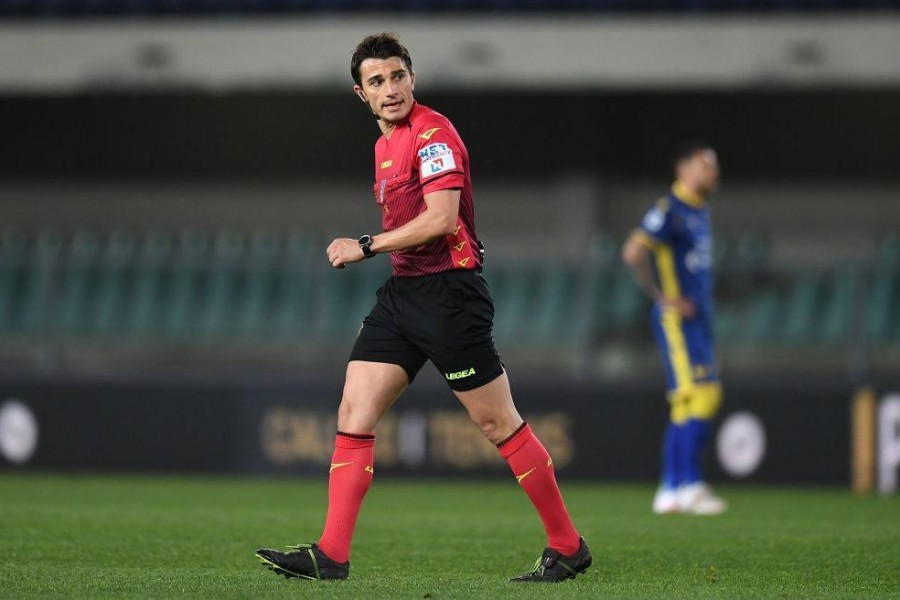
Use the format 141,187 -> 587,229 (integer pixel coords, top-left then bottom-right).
327,237 -> 365,269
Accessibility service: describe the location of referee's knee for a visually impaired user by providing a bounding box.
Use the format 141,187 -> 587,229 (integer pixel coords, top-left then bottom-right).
471,414 -> 501,440
469,413 -> 523,445
336,397 -> 378,434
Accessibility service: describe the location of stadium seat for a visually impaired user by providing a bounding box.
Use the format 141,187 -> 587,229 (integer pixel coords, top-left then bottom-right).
20,229 -> 63,334
782,272 -> 822,344
59,229 -> 101,334
742,291 -> 781,343
236,229 -> 281,337
608,265 -> 645,330
713,305 -> 738,341
352,259 -> 391,324
532,265 -> 582,342
587,232 -> 618,268
129,229 -> 174,334
819,267 -> 858,344
93,229 -> 136,335
164,229 -> 210,338
316,256 -> 390,340
200,229 -> 246,337
488,264 -> 533,341
576,234 -> 619,338
863,234 -> 899,344
0,228 -> 28,333
270,231 -> 317,339
734,231 -> 769,272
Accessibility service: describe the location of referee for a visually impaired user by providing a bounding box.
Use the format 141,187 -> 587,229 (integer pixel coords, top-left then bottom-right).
256,33 -> 591,583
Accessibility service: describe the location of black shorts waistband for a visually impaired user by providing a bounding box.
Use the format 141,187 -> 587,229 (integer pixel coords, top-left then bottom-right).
390,269 -> 480,285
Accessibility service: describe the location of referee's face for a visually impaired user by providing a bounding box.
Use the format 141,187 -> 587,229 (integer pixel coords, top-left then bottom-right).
354,57 -> 416,124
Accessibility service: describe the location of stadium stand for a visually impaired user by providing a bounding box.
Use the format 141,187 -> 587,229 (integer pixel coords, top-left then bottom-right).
2,227 -> 895,357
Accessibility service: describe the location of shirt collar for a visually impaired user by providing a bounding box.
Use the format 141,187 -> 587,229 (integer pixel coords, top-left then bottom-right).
672,181 -> 705,208
397,100 -> 418,128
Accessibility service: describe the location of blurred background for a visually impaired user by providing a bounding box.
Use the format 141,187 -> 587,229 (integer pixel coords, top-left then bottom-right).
1,0 -> 899,491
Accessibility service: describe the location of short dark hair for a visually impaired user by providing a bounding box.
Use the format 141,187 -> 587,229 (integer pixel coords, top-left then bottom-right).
351,33 -> 413,86
672,139 -> 714,170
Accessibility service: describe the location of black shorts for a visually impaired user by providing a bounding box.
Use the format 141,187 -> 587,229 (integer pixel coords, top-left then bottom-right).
349,269 -> 504,391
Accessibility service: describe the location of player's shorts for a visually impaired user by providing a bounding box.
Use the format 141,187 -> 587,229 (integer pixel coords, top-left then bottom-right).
349,269 -> 504,392
649,304 -> 718,395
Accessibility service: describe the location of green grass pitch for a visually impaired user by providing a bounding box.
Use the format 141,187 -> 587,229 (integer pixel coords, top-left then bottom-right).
1,474 -> 898,599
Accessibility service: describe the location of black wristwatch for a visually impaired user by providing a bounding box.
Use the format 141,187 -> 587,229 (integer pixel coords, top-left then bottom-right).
358,234 -> 376,259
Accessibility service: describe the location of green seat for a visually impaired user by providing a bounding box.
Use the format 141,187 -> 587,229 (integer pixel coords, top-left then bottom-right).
200,229 -> 245,337
869,234 -> 900,344
742,291 -> 781,343
350,260 -> 391,328
129,229 -> 174,334
93,229 -> 135,335
0,229 -> 28,333
21,229 -> 63,334
782,273 -> 821,344
489,264 -> 533,341
713,305 -> 739,342
317,260 -> 387,339
59,229 -> 101,334
581,262 -> 617,338
271,232 -> 318,339
819,267 -> 858,344
164,229 -> 209,338
891,272 -> 900,344
608,265 -> 645,331
865,270 -> 894,343
237,230 -> 281,338
587,233 -> 618,268
735,231 -> 769,272
532,265 -> 581,342
711,233 -> 731,278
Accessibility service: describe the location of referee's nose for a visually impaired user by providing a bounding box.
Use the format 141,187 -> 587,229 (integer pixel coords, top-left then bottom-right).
385,78 -> 401,97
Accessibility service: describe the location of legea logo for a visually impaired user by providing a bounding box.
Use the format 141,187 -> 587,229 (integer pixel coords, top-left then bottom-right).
445,368 -> 476,381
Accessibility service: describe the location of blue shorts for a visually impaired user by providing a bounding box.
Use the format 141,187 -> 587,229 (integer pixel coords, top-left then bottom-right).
649,304 -> 718,394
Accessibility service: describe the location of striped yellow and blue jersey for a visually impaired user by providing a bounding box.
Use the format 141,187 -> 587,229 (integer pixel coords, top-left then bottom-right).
634,182 -> 718,394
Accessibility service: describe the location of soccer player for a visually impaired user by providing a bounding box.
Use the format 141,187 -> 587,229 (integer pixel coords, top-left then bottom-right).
621,140 -> 727,515
256,32 -> 591,582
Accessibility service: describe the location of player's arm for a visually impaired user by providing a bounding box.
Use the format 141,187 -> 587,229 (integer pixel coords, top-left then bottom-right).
622,231 -> 664,303
326,189 -> 459,268
622,231 -> 696,317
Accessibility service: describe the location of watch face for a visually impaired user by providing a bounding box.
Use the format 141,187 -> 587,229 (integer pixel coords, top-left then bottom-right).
359,235 -> 372,246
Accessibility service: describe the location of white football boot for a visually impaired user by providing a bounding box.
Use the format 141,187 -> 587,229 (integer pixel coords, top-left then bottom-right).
677,482 -> 727,515
652,486 -> 681,514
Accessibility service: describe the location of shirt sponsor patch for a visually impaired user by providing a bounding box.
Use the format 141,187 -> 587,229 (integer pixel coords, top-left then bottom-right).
643,207 -> 665,232
418,143 -> 456,178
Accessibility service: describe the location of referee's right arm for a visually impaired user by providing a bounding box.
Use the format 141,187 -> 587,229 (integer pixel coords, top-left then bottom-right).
369,189 -> 460,255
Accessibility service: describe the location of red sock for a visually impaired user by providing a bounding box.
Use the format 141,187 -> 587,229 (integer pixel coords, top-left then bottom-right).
317,432 -> 375,564
498,423 -> 581,555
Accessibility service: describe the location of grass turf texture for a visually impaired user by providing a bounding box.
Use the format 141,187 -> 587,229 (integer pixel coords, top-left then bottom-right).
1,475 -> 897,599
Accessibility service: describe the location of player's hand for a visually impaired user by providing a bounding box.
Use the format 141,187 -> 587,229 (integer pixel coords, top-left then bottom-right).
660,296 -> 697,318
326,237 -> 365,269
